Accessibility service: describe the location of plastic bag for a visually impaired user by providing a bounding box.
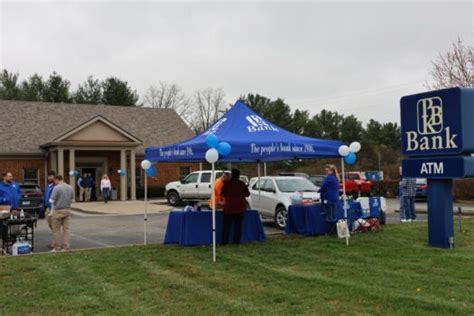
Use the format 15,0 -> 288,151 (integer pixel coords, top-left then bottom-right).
336,219 -> 351,239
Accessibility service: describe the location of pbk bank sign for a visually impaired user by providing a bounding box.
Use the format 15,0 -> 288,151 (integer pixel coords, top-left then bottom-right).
401,87 -> 474,178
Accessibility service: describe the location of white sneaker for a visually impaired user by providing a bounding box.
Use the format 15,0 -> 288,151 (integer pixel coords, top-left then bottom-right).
401,219 -> 408,223
407,219 -> 412,222
50,249 -> 63,253
411,219 -> 417,222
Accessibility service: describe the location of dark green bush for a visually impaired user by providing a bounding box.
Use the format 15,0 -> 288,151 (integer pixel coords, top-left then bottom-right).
371,180 -> 399,198
135,186 -> 165,199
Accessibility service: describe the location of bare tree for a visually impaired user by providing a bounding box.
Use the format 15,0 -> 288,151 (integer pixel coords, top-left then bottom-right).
426,37 -> 474,89
143,82 -> 191,118
190,88 -> 227,133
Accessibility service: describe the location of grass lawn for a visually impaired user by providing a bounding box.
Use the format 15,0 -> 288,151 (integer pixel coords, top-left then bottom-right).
1,219 -> 473,315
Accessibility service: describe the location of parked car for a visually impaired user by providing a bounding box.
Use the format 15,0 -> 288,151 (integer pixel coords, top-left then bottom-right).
239,176 -> 249,186
309,175 -> 325,187
341,172 -> 373,198
247,176 -> 320,230
415,178 -> 428,200
19,183 -> 44,218
279,172 -> 309,179
165,170 -> 227,206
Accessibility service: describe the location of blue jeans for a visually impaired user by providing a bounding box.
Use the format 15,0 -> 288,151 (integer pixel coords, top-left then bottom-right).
403,196 -> 416,220
323,202 -> 336,221
399,196 -> 406,220
102,188 -> 110,203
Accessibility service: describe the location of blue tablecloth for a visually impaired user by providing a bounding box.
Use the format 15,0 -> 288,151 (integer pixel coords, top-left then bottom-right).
286,201 -> 363,236
286,204 -> 329,236
164,210 -> 266,246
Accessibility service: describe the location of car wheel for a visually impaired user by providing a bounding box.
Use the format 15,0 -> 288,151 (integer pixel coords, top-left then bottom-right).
167,190 -> 181,206
274,205 -> 288,230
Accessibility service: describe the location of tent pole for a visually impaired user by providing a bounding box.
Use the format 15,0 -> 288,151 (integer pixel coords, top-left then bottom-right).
264,162 -> 267,176
341,157 -> 349,246
212,162 -> 216,262
257,162 -> 261,209
144,170 -> 148,245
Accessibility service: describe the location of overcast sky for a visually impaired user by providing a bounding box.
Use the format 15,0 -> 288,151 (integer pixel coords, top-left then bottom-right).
1,1 -> 472,124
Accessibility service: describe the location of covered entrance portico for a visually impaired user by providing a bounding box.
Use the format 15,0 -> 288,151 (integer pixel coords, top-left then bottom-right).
41,116 -> 142,201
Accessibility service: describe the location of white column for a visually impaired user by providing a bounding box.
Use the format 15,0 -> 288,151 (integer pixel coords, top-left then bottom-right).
69,149 -> 76,202
120,149 -> 127,201
130,149 -> 136,200
58,148 -> 64,177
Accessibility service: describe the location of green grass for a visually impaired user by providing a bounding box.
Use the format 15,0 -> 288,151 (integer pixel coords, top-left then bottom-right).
1,220 -> 473,315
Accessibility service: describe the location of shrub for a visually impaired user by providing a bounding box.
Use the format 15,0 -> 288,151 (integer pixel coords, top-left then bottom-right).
136,186 -> 165,199
371,180 -> 399,198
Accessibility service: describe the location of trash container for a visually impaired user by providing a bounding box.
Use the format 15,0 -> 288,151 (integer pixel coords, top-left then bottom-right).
111,187 -> 118,201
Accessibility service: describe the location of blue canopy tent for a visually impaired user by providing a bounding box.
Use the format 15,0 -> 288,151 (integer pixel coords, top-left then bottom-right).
145,100 -> 342,163
144,101 -> 344,261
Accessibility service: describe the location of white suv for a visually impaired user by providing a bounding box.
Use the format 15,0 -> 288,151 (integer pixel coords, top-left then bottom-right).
165,170 -> 226,206
247,176 -> 320,229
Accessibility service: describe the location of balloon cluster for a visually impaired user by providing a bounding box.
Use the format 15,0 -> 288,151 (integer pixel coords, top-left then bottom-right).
117,169 -> 126,177
68,170 -> 80,177
205,134 -> 231,163
338,142 -> 361,165
140,159 -> 157,177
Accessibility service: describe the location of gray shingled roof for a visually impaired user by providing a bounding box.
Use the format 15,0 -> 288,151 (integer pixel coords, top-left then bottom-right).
0,100 -> 194,155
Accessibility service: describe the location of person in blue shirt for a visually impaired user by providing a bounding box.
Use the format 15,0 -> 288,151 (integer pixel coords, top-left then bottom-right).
43,170 -> 56,247
318,164 -> 340,221
0,171 -> 21,210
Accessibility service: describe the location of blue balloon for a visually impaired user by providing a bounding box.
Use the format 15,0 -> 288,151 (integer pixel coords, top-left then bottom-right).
205,134 -> 219,148
344,152 -> 357,165
146,165 -> 157,177
118,169 -> 126,176
217,142 -> 231,156
74,170 -> 80,176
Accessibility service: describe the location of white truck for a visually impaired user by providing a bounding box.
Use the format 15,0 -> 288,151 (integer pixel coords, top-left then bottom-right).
165,170 -> 226,206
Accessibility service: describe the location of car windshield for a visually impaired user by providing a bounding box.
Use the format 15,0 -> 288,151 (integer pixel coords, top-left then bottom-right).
20,185 -> 40,193
275,178 -> 317,193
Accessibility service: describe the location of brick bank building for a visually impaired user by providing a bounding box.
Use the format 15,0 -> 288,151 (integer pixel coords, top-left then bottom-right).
0,100 -> 196,200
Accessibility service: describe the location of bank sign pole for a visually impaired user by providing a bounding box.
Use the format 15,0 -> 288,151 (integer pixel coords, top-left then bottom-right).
400,87 -> 474,248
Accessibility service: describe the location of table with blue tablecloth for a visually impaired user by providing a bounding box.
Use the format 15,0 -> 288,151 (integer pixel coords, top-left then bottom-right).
285,201 -> 362,236
164,209 -> 266,246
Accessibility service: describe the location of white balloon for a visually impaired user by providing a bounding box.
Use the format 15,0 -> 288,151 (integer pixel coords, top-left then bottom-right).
350,142 -> 361,153
69,171 -> 75,176
141,159 -> 151,170
205,148 -> 219,163
338,145 -> 350,157
117,169 -> 122,174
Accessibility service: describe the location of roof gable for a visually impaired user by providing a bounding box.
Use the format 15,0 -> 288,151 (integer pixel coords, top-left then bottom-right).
52,115 -> 142,144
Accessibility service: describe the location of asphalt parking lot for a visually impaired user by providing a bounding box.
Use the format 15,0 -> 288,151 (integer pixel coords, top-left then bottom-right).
28,198 -> 472,253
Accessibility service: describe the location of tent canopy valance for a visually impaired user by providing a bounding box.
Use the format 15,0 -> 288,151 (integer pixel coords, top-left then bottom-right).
145,101 -> 342,163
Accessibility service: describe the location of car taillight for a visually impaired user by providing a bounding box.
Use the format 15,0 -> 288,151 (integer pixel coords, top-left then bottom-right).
421,184 -> 428,189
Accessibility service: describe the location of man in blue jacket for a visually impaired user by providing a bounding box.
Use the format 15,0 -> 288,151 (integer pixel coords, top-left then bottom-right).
0,171 -> 21,210
44,170 -> 56,247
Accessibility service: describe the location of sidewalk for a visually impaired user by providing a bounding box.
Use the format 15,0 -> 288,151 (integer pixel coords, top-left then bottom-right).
71,199 -> 171,215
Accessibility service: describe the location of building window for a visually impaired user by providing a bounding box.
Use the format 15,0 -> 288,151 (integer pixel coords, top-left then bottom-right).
179,167 -> 191,181
23,168 -> 39,184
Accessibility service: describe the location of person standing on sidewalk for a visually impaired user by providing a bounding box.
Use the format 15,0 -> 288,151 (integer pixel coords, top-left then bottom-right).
100,175 -> 112,203
77,173 -> 86,202
49,175 -> 74,252
43,170 -> 56,248
84,173 -> 93,202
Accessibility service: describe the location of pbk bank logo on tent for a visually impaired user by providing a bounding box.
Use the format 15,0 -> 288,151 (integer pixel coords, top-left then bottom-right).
246,115 -> 278,133
405,96 -> 459,153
